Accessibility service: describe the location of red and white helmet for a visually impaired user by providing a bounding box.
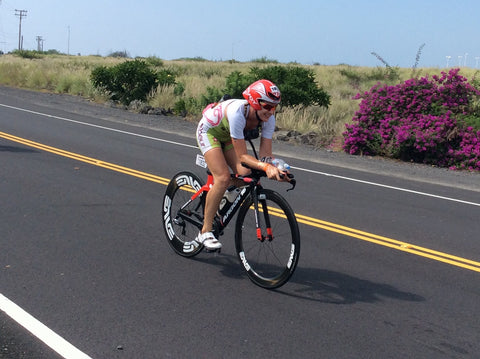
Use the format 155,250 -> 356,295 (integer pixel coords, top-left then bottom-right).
242,79 -> 281,110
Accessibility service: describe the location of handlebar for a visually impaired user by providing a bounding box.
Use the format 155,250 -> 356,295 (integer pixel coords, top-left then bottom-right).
238,137 -> 296,191
240,162 -> 296,191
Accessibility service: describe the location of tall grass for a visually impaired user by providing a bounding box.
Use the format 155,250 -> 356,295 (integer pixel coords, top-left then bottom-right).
1,53 -> 478,148
0,54 -> 124,96
149,84 -> 177,109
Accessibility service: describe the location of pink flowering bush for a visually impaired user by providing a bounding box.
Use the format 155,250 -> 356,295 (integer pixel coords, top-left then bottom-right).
446,128 -> 480,170
343,68 -> 480,170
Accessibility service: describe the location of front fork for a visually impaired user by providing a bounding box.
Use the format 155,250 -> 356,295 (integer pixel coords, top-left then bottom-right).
252,187 -> 273,242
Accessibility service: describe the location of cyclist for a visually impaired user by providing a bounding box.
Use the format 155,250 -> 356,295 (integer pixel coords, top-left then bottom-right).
195,79 -> 287,250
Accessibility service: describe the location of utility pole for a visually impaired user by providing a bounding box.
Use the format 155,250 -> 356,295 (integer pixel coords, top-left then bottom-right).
36,36 -> 44,52
15,9 -> 27,50
67,26 -> 70,55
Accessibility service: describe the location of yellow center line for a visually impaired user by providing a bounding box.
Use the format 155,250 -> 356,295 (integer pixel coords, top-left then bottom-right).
2,130 -> 480,273
0,131 -> 170,185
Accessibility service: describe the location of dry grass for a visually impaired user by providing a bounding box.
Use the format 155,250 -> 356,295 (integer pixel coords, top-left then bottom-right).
0,54 -> 123,96
149,84 -> 176,109
1,53 -> 478,148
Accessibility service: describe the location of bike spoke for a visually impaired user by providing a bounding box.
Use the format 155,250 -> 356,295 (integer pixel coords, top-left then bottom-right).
162,172 -> 205,257
235,189 -> 300,289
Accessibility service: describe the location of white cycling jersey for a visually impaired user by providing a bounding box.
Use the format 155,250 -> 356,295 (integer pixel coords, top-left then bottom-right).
196,99 -> 275,154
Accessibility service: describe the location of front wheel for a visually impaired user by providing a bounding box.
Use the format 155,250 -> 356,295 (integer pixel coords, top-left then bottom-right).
162,171 -> 205,257
235,189 -> 300,289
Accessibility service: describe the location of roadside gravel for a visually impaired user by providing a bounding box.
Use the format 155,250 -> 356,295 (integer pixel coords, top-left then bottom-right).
1,86 -> 478,192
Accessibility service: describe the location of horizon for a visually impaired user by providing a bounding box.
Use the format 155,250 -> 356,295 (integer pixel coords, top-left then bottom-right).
1,0 -> 480,68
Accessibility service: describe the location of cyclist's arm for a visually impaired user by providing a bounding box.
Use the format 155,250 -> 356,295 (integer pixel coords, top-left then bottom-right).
232,137 -> 283,181
258,137 -> 273,159
231,137 -> 257,169
259,137 -> 290,180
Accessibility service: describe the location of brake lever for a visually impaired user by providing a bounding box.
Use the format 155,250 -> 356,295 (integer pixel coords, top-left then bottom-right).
286,177 -> 296,191
279,173 -> 296,191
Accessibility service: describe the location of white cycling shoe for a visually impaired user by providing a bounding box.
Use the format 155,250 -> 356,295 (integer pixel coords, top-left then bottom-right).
195,231 -> 222,250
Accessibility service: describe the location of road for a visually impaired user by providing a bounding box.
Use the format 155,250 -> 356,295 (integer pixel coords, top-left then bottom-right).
1,87 -> 480,358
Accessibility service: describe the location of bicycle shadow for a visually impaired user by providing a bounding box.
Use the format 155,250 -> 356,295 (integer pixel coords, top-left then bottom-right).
193,253 -> 425,305
276,266 -> 425,304
0,145 -> 39,153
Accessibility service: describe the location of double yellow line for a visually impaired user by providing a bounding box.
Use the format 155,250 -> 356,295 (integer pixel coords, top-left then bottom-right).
0,131 -> 170,185
2,130 -> 480,273
294,214 -> 480,272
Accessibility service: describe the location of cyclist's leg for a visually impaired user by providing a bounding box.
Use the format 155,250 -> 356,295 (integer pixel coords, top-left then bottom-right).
197,122 -> 232,249
201,147 -> 230,238
224,143 -> 250,187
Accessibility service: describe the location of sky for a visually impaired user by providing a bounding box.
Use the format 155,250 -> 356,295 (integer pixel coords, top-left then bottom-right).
1,0 -> 479,68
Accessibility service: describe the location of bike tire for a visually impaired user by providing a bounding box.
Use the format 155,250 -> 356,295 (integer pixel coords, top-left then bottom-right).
162,171 -> 205,257
235,188 -> 300,289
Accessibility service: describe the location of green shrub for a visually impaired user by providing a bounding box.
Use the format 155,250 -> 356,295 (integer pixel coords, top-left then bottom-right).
224,71 -> 252,98
221,65 -> 330,109
250,56 -> 278,64
173,82 -> 185,96
144,56 -> 164,67
458,99 -> 480,131
176,57 -> 208,62
173,98 -> 187,115
108,50 -> 129,58
90,60 -> 160,105
250,65 -> 330,108
458,114 -> 480,131
174,97 -> 201,116
12,49 -> 43,59
339,67 -> 364,87
44,49 -> 63,55
200,86 -> 224,107
156,68 -> 176,86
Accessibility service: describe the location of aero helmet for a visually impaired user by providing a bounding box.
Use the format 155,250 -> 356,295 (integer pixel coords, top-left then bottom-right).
242,79 -> 281,110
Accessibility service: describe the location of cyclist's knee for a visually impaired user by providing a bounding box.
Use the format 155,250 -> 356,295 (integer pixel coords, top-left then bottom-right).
214,171 -> 231,188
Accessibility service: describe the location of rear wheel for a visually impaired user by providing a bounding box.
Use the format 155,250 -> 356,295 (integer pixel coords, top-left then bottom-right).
235,189 -> 300,289
162,171 -> 205,257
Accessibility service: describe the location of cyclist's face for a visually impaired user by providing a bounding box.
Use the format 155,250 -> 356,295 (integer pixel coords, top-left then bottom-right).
257,107 -> 275,121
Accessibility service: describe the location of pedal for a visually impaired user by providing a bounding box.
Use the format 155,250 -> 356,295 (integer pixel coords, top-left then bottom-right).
173,217 -> 185,226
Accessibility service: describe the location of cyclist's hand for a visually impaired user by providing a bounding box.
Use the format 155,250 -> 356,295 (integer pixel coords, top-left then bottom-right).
265,165 -> 289,182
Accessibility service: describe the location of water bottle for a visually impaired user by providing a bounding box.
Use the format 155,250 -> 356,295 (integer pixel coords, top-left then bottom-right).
271,158 -> 291,171
217,185 -> 241,216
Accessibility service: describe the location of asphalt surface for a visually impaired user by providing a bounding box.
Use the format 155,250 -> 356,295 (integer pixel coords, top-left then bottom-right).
1,86 -> 479,358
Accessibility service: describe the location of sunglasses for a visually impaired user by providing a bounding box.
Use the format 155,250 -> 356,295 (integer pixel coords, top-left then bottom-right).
259,101 -> 277,111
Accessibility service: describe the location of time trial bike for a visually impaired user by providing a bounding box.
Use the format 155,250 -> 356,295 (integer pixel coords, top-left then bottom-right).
162,140 -> 300,289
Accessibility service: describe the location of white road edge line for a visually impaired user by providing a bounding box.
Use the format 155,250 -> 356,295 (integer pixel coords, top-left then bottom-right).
0,103 -> 198,149
295,166 -> 480,207
0,293 -> 93,359
2,102 -> 479,207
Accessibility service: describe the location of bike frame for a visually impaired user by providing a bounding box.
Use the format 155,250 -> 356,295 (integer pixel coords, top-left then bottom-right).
176,138 -> 295,243
177,170 -> 271,242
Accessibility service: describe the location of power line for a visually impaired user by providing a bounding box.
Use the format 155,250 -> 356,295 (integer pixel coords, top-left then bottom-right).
15,9 -> 27,50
